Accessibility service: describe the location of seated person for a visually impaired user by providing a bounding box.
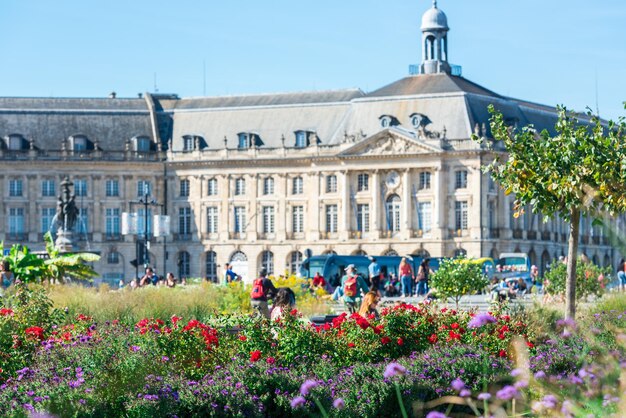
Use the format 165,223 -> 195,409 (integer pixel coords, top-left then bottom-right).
516,278 -> 528,295
310,272 -> 327,292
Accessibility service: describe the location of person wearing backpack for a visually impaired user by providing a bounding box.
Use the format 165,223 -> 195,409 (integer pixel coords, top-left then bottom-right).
341,264 -> 369,314
250,269 -> 277,319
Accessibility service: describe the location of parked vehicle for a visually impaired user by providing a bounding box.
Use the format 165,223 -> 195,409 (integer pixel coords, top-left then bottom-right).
298,254 -> 423,288
496,253 -> 531,287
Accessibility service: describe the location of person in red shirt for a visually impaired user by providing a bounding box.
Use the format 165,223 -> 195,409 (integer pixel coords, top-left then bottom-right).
310,271 -> 327,293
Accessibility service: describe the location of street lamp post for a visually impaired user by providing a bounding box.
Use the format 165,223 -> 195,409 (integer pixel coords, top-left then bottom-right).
122,186 -> 169,280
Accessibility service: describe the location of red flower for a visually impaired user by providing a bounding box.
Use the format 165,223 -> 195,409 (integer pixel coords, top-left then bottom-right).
373,325 -> 384,335
62,332 -> 72,341
25,326 -> 45,341
0,308 -> 14,316
450,322 -> 460,329
526,341 -> 535,348
499,350 -> 507,358
239,335 -> 247,342
266,357 -> 276,364
76,314 -> 92,322
448,331 -> 461,340
290,308 -> 298,316
250,350 -> 262,362
397,338 -> 404,346
428,334 -> 438,344
347,342 -> 355,348
380,336 -> 391,345
171,315 -> 182,326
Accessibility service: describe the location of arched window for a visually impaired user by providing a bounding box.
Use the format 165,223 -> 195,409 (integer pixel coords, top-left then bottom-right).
292,176 -> 303,195
412,249 -> 430,258
289,251 -> 303,275
230,251 -> 247,263
353,249 -> 367,256
205,251 -> 217,282
386,194 -> 401,232
453,248 -> 467,258
107,251 -> 120,264
322,249 -> 337,255
383,249 -> 398,256
490,248 -> 499,261
592,254 -> 599,266
425,35 -> 436,60
178,251 -> 190,278
261,251 -> 274,275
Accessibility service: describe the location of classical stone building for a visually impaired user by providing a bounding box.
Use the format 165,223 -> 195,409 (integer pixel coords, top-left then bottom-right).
0,3 -> 617,284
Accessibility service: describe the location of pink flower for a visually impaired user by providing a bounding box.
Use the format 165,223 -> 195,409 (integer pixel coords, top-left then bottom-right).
290,396 -> 306,408
383,362 -> 407,379
300,379 -> 319,396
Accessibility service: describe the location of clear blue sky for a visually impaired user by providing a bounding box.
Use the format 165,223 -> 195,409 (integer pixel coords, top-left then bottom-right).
1,0 -> 624,120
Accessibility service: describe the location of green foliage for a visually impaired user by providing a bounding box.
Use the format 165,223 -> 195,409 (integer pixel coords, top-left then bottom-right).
544,257 -> 609,300
0,242 -> 46,283
430,257 -> 489,307
474,104 -> 626,318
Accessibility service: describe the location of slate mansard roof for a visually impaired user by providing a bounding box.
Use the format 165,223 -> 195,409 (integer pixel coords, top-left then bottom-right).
0,73 -> 567,153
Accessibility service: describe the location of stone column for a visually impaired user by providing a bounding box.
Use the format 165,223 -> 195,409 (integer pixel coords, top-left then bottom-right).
402,169 -> 412,239
340,170 -> 350,240
372,170 -> 381,239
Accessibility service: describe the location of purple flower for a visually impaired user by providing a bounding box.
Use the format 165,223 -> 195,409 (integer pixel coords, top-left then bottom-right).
542,394 -> 558,409
496,385 -> 519,401
300,379 -> 319,396
383,362 -> 407,379
514,380 -> 528,389
534,371 -> 546,379
467,313 -> 497,328
426,412 -> 448,418
510,368 -> 522,377
130,345 -> 141,352
459,389 -> 471,397
22,403 -> 34,411
333,398 -> 345,409
450,378 -> 465,392
477,393 -> 491,400
290,396 -> 306,408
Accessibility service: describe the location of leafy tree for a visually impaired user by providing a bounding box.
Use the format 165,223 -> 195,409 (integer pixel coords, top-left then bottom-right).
474,104 -> 626,318
0,243 -> 46,283
430,257 -> 489,309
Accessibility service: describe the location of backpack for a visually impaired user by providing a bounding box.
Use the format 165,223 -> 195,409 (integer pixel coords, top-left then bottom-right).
343,276 -> 357,297
251,278 -> 265,299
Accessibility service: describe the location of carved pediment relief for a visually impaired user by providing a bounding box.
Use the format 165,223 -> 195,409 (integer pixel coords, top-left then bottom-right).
340,130 -> 441,157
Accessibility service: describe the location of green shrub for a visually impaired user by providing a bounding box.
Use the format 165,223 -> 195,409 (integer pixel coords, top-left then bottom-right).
544,257 -> 610,300
430,257 -> 489,308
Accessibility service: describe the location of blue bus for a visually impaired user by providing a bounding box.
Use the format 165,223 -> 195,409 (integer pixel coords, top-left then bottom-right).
298,254 -> 431,288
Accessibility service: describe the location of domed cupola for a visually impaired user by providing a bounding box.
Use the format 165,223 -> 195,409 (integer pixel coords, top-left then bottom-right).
419,1 -> 451,75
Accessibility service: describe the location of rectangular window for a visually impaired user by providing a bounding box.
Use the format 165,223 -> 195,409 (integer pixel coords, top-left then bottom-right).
357,174 -> 369,192
234,206 -> 246,233
295,131 -> 307,148
207,178 -> 218,196
356,204 -> 370,232
455,170 -> 468,189
455,201 -> 468,230
292,206 -> 304,233
206,206 -> 218,233
234,178 -> 245,196
105,180 -> 119,197
262,206 -> 275,233
41,207 -> 56,234
105,208 -> 120,238
180,179 -> 190,197
326,175 -> 337,193
179,207 -> 191,235
417,202 -> 432,232
263,178 -> 274,195
76,208 -> 88,235
419,172 -> 431,190
326,204 -> 338,233
137,180 -> 151,197
9,208 -> 24,235
9,179 -> 22,197
292,177 -> 303,195
42,179 -> 56,197
74,179 -> 87,197
488,201 -> 496,230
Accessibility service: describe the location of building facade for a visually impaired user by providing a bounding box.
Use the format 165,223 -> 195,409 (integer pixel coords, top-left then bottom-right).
0,3 -> 618,284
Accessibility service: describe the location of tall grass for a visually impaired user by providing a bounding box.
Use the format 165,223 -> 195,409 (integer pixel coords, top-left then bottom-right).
47,280 -> 332,324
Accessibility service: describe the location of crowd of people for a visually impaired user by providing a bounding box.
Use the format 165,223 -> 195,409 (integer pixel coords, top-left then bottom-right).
119,267 -> 185,290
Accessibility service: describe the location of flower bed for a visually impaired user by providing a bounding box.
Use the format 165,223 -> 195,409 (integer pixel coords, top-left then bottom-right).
0,284 -> 624,417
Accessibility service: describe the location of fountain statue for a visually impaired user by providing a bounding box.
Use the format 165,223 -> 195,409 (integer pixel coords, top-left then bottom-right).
55,177 -> 79,251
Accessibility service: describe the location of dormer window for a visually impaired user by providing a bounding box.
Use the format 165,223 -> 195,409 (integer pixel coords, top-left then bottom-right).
183,136 -> 194,152
237,132 -> 263,149
294,130 -> 314,148
379,115 -> 400,129
70,135 -> 90,151
410,113 -> 431,128
133,136 -> 152,152
7,134 -> 26,150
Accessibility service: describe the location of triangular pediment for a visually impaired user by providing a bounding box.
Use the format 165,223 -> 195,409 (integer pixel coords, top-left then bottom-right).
339,128 -> 442,157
